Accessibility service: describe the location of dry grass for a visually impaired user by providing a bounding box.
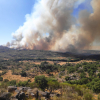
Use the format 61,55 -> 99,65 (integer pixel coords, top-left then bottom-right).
20,59 -> 95,66
94,94 -> 98,100
58,60 -> 95,65
20,60 -> 54,65
2,70 -> 34,82
0,70 -> 3,73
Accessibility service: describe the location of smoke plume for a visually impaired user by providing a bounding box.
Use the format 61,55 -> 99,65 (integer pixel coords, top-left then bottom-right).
7,0 -> 100,52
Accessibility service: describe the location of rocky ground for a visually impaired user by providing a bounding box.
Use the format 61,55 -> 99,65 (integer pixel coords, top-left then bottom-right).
0,86 -> 61,100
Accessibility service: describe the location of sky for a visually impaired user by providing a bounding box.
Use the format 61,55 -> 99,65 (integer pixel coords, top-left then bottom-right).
0,0 -> 36,45
0,0 -> 93,45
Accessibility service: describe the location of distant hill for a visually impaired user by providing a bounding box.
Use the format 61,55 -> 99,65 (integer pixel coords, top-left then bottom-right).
0,46 -> 100,61
0,45 -> 10,50
79,50 -> 100,55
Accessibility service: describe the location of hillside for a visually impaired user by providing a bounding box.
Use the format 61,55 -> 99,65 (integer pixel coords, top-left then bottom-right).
0,46 -> 100,61
0,46 -> 100,100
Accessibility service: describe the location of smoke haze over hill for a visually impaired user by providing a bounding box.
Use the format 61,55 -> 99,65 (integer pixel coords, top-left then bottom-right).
6,0 -> 100,52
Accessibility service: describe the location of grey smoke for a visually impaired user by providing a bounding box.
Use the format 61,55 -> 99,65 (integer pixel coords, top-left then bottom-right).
7,0 -> 100,52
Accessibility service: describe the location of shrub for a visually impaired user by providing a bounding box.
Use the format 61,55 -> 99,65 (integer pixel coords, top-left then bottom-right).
59,75 -> 62,78
73,75 -> 76,77
28,79 -> 31,82
67,66 -> 75,73
48,80 -> 59,93
0,76 -> 3,81
97,73 -> 100,78
77,69 -> 84,73
17,81 -> 28,87
3,79 -> 9,82
65,76 -> 70,81
80,72 -> 86,79
46,69 -> 51,74
2,71 -> 6,75
83,92 -> 93,100
8,80 -> 16,86
74,85 -> 83,96
29,82 -> 38,89
98,93 -> 100,100
20,70 -> 27,77
92,80 -> 100,93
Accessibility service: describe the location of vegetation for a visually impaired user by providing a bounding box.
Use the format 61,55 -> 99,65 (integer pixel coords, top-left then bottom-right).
0,76 -> 3,81
20,70 -> 27,77
0,47 -> 100,99
35,75 -> 48,90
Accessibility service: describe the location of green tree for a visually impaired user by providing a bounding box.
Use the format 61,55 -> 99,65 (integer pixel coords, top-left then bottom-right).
35,75 -> 48,91
47,80 -> 59,93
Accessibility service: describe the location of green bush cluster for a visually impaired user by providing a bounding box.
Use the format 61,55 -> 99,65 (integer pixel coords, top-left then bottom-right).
35,75 -> 59,91
39,61 -> 59,74
0,76 -> 3,81
66,61 -> 100,93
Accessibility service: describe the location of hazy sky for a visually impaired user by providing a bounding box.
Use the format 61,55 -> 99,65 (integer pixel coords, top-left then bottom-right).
0,0 -> 92,45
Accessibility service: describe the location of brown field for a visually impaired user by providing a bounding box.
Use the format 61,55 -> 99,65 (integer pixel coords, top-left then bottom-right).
48,57 -> 67,59
1,70 -> 55,82
21,60 -> 95,66
2,70 -> 34,82
21,60 -> 54,65
58,60 -> 95,65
